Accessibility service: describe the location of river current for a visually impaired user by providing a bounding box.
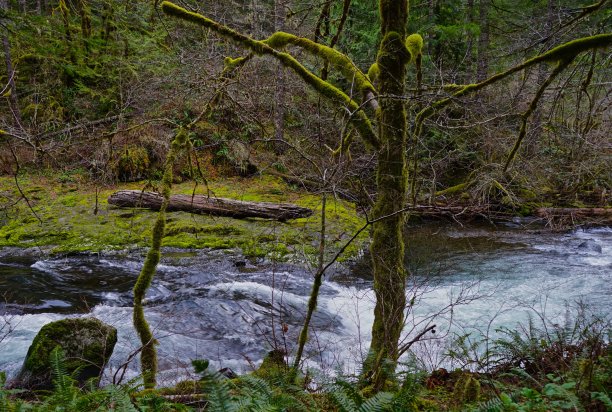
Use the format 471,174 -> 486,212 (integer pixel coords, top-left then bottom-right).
0,223 -> 610,385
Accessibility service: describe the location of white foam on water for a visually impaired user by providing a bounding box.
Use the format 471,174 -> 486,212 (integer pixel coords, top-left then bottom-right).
207,280 -> 308,309
2,227 -> 610,383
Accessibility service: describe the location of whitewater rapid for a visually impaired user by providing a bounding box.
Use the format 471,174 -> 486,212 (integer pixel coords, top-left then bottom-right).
1,225 -> 610,385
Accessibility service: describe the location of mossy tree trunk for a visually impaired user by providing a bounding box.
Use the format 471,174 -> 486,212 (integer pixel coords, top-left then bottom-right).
132,130 -> 187,388
1,0 -> 22,127
366,0 -> 410,389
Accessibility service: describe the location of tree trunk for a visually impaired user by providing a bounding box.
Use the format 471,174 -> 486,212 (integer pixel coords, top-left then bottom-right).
476,0 -> 489,82
108,190 -> 313,221
464,0 -> 476,83
530,0 -> 555,156
366,0 -> 409,389
273,0 -> 286,155
1,0 -> 22,127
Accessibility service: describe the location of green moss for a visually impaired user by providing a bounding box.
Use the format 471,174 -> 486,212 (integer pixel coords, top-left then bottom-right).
405,33 -> 423,64
254,349 -> 287,381
0,174 -> 366,262
19,318 -> 117,389
161,1 -> 379,149
367,63 -> 380,82
452,372 -> 481,405
115,146 -> 150,182
60,194 -> 78,207
264,31 -> 374,93
435,182 -> 469,197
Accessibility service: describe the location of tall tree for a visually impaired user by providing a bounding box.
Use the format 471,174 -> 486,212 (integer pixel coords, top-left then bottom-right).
272,0 -> 286,155
365,0 -> 409,388
159,0 -> 610,391
476,0 -> 489,81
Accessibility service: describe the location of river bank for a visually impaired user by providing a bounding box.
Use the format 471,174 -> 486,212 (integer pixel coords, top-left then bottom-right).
0,174 -> 366,260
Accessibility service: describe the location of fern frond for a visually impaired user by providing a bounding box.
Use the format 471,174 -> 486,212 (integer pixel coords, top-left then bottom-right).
330,387 -> 359,412
358,392 -> 393,412
49,346 -> 78,407
201,371 -> 237,412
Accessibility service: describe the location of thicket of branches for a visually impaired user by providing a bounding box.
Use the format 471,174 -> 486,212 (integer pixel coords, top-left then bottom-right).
1,0 -> 609,209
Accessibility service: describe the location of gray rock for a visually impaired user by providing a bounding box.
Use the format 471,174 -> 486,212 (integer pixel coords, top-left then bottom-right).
577,240 -> 602,253
14,317 -> 117,390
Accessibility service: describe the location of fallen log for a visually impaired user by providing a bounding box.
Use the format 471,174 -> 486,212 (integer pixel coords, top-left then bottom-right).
534,207 -> 612,225
534,207 -> 612,218
108,190 -> 313,221
406,205 -> 612,225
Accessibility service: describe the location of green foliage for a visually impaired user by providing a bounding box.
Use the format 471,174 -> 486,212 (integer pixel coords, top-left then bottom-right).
190,360 -> 314,412
448,305 -> 611,412
452,372 -> 480,405
3,1 -> 173,126
115,146 -> 151,182
0,347 -> 183,411
336,0 -> 380,66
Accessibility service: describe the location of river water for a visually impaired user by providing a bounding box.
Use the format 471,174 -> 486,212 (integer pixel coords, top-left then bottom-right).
0,223 -> 610,385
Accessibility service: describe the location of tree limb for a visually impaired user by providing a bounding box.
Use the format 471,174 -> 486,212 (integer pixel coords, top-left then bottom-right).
161,1 -> 379,149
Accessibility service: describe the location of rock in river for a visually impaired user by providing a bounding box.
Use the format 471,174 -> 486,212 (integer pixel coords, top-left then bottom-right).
577,239 -> 602,253
13,317 -> 117,390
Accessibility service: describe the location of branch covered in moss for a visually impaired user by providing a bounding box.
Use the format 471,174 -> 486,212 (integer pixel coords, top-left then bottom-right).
161,1 -> 379,149
503,59 -> 571,171
132,129 -> 188,388
411,33 -> 612,170
264,32 -> 374,93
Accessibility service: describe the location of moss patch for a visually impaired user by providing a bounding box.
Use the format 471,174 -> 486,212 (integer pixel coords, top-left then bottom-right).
0,174 -> 366,262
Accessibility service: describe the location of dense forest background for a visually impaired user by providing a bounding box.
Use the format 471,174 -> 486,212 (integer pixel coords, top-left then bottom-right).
1,0 -> 610,212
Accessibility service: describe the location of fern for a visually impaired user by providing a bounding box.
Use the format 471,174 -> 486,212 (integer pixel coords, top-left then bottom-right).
334,380 -> 363,409
358,392 -> 393,412
99,385 -> 139,412
48,346 -> 79,408
199,371 -> 237,412
330,388 -> 359,412
0,372 -> 20,412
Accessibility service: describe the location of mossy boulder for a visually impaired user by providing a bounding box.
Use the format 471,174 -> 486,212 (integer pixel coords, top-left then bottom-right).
15,317 -> 117,390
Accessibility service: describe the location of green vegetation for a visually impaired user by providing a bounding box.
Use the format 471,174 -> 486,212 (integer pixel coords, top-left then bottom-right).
1,307 -> 609,411
1,0 -> 610,408
0,173 -> 366,261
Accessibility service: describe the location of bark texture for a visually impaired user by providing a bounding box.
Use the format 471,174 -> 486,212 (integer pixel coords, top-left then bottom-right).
366,0 -> 410,389
108,190 -> 313,221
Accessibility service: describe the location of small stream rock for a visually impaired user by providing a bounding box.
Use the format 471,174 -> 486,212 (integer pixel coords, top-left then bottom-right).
577,239 -> 602,253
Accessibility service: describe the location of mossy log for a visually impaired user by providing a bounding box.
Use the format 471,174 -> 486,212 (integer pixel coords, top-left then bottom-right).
108,190 -> 313,221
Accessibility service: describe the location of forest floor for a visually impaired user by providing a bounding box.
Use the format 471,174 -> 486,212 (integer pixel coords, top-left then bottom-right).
0,173 -> 366,261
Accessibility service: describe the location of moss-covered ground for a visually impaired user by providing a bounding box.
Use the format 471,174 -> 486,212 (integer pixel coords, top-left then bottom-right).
0,173 -> 367,261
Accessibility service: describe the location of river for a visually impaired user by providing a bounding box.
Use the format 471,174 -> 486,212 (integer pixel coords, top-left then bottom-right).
1,223 -> 610,385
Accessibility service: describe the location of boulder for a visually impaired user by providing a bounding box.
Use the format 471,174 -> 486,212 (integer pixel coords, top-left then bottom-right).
15,317 -> 117,390
577,239 -> 602,253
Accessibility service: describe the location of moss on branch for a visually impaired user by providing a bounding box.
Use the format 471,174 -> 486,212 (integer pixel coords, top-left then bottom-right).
405,33 -> 423,65
161,1 -> 379,149
264,31 -> 374,93
411,33 -> 612,170
132,128 -> 188,388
